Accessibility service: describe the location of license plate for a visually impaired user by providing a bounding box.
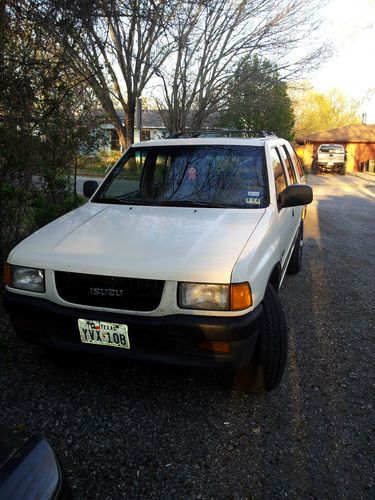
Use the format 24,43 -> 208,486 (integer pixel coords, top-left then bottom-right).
78,319 -> 130,349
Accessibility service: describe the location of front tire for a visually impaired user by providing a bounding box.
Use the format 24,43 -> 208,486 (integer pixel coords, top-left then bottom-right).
235,284 -> 288,392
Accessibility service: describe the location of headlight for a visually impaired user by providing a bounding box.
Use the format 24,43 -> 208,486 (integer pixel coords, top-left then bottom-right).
4,264 -> 45,293
179,282 -> 252,311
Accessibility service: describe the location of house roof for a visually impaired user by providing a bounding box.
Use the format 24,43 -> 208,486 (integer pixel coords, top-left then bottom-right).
143,109 -> 165,128
101,109 -> 220,129
296,124 -> 375,144
115,109 -> 165,128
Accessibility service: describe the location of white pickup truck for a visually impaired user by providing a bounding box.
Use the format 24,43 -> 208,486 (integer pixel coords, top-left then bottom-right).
312,143 -> 346,175
4,132 -> 312,392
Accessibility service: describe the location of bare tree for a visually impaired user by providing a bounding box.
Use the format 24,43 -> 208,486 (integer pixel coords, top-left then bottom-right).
156,0 -> 328,134
23,0 -> 328,145
28,0 -> 175,148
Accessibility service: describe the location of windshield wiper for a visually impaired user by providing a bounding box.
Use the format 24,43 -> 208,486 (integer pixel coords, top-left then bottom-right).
96,197 -> 242,208
96,197 -> 158,205
159,200 -> 232,208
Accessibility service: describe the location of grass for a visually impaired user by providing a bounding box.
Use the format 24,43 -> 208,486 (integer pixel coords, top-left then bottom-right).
76,151 -> 122,176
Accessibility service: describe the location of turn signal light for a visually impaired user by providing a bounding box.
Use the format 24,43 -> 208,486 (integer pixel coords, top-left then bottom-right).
198,341 -> 231,354
230,283 -> 252,310
4,263 -> 11,286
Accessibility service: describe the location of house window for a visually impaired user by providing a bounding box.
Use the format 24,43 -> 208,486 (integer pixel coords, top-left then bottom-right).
110,130 -> 120,150
141,129 -> 151,141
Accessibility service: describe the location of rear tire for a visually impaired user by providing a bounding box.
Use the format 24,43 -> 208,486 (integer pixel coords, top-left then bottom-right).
286,223 -> 303,275
311,161 -> 319,175
339,165 -> 346,175
235,284 -> 288,392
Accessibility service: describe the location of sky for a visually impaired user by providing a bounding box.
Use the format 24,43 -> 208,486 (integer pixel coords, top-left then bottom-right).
310,0 -> 375,123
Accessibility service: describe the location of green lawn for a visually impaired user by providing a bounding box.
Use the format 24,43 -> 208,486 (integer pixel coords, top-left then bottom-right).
76,151 -> 122,176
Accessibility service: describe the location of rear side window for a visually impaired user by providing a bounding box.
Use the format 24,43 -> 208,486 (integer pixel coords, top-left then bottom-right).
271,148 -> 287,196
288,146 -> 305,179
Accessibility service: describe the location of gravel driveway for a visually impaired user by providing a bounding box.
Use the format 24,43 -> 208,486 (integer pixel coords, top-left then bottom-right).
1,173 -> 374,499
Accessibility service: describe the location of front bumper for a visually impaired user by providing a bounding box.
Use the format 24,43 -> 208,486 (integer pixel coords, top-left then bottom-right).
4,291 -> 263,371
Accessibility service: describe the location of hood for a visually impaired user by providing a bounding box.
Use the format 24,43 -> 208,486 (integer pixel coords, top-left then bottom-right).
9,202 -> 265,283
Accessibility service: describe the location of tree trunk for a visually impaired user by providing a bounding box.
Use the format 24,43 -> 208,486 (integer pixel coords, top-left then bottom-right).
114,122 -> 127,150
87,77 -> 127,150
125,99 -> 136,148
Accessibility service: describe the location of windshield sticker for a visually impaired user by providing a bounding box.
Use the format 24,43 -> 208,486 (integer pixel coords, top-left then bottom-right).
247,190 -> 260,197
246,197 -> 261,205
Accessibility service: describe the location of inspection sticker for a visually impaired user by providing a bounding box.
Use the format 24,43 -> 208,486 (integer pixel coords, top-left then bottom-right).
246,197 -> 261,205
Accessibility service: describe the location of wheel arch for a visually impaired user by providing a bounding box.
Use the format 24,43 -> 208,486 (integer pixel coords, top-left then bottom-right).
267,263 -> 282,292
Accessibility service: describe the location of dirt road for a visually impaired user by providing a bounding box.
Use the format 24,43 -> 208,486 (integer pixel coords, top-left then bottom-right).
1,172 -> 374,499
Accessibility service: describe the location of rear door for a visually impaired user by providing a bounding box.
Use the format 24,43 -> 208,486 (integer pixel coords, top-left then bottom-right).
273,144 -> 303,271
271,147 -> 296,272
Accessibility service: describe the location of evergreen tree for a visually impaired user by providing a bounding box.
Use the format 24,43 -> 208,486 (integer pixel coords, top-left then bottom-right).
0,1 -> 100,265
221,56 -> 295,140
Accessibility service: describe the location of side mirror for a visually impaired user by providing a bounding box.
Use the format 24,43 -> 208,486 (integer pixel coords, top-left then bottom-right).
279,184 -> 313,208
83,180 -> 99,198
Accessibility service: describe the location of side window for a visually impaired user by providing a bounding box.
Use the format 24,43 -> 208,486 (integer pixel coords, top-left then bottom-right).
279,146 -> 297,184
103,150 -> 144,198
271,148 -> 287,196
288,145 -> 305,179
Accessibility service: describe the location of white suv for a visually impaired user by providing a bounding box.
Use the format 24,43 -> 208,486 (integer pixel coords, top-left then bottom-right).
4,133 -> 312,392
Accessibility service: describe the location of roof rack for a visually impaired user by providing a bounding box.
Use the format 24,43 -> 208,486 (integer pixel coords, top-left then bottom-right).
167,129 -> 278,139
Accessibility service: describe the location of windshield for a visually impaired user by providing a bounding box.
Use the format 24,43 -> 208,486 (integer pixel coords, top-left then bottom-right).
319,144 -> 344,153
94,145 -> 268,208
